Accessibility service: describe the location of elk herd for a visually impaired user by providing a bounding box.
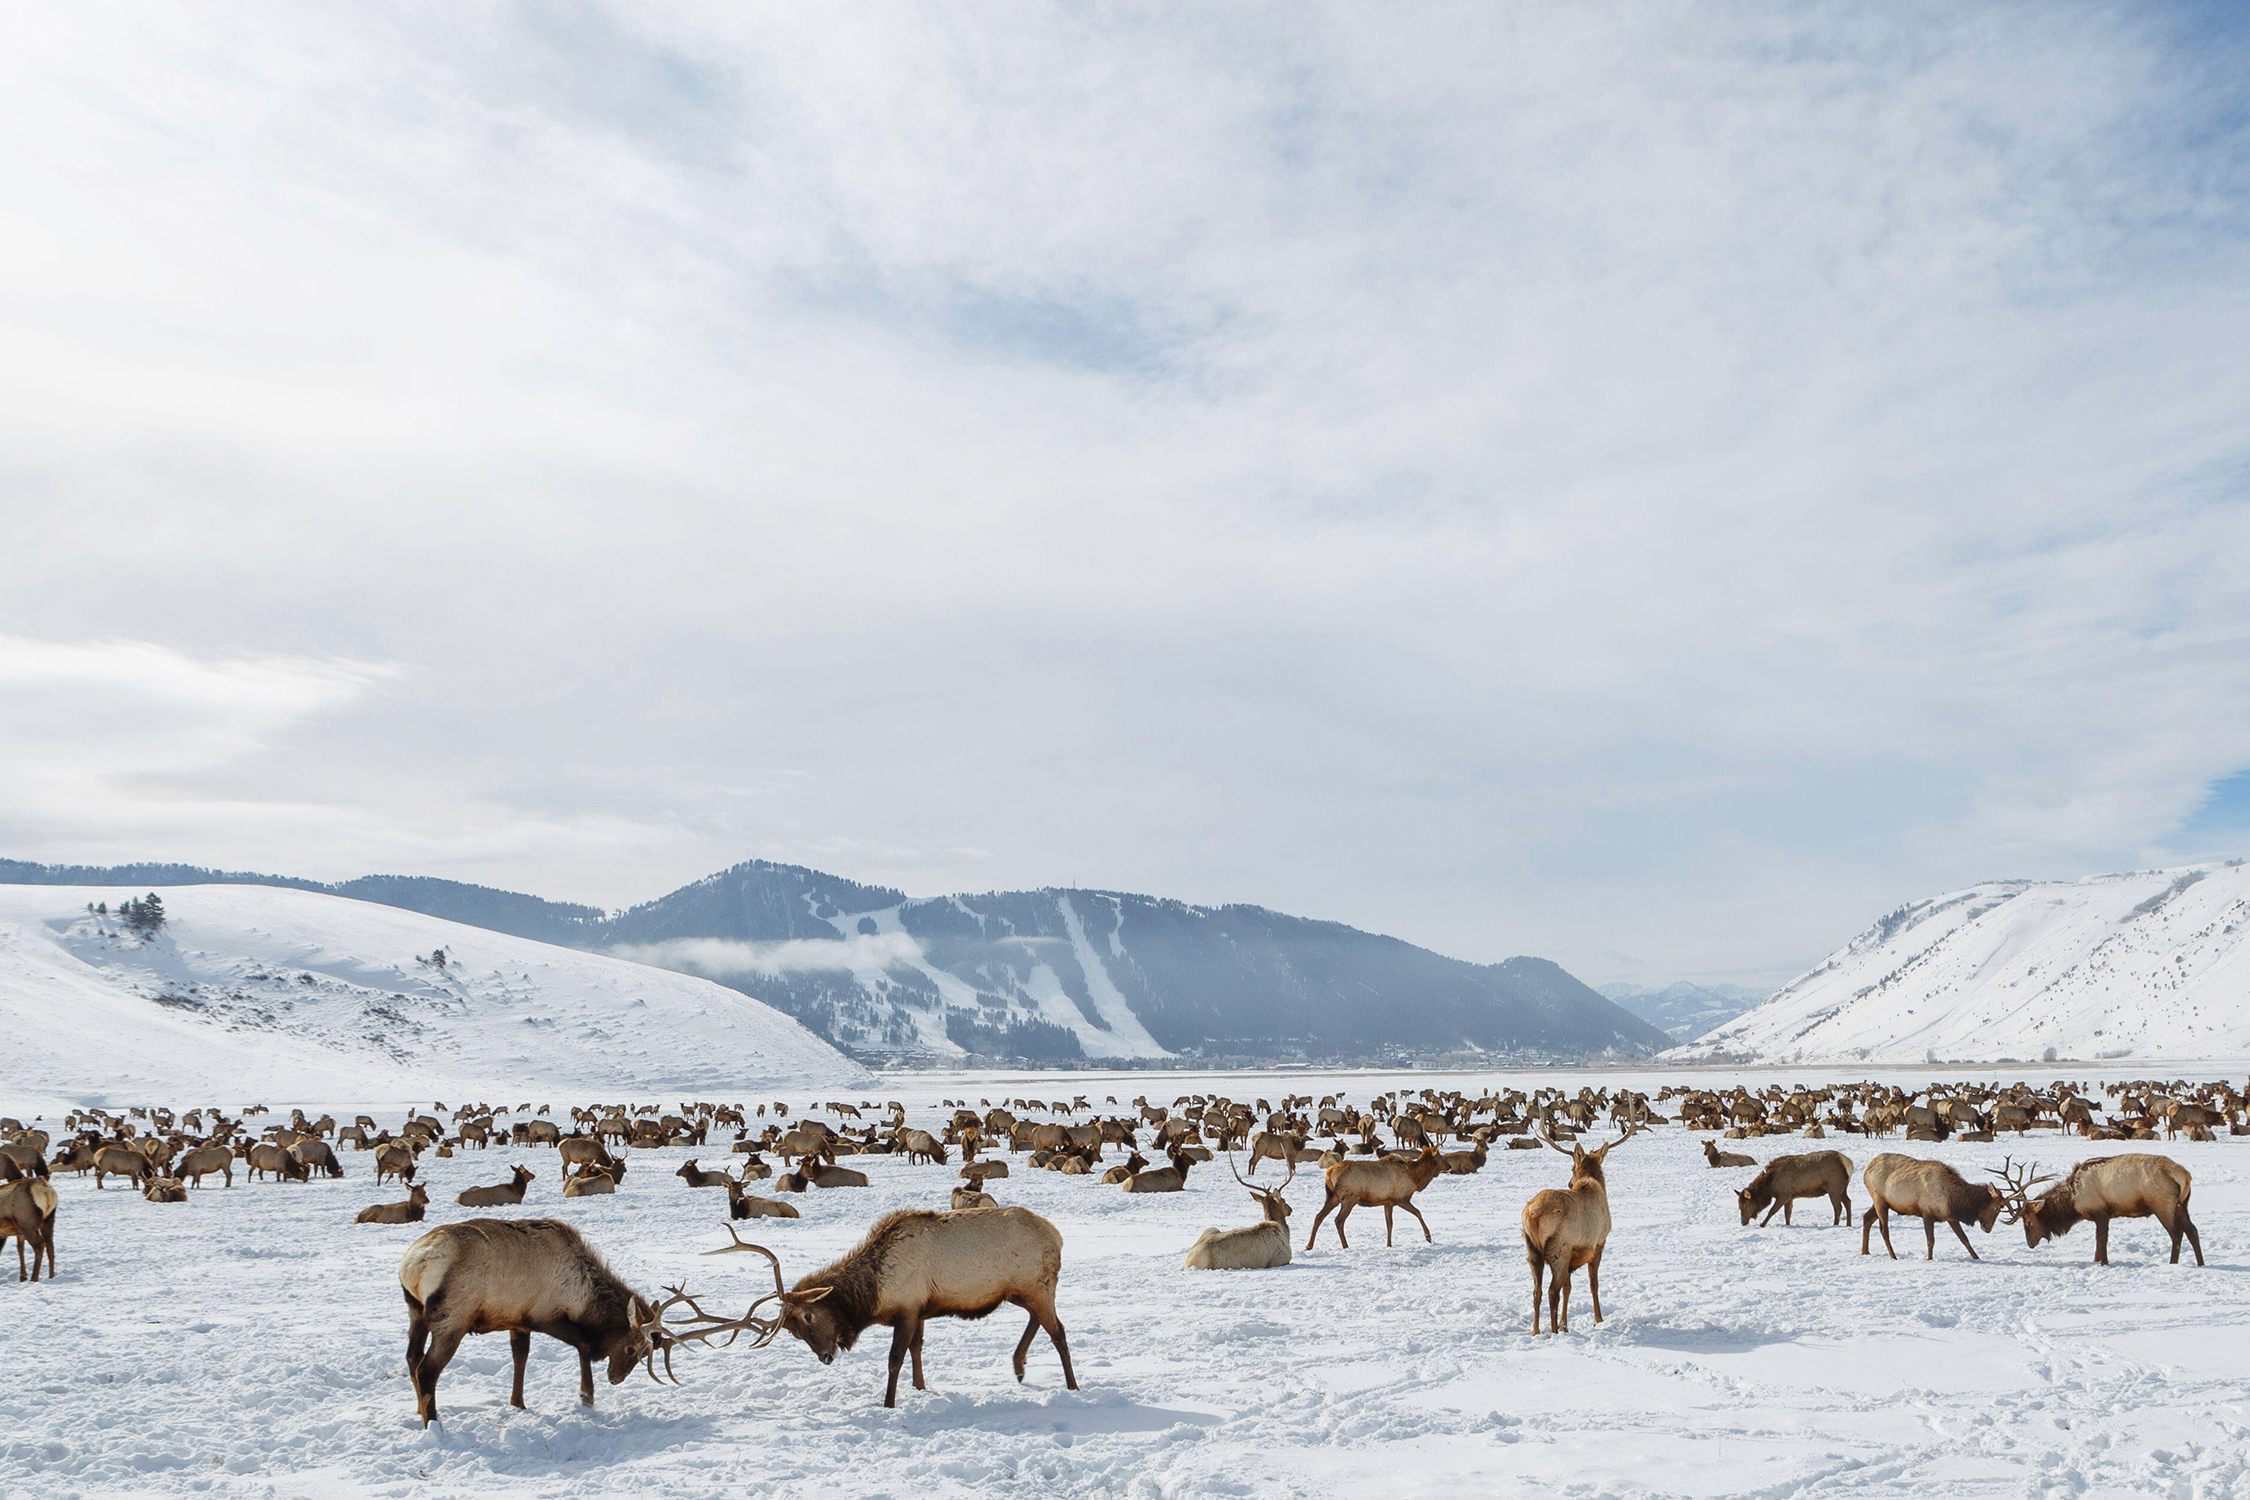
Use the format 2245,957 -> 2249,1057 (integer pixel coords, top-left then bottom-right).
0,1070 -> 2235,1424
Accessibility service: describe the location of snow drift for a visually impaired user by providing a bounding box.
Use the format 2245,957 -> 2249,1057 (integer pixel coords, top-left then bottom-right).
1673,862 -> 2250,1064
0,884 -> 867,1110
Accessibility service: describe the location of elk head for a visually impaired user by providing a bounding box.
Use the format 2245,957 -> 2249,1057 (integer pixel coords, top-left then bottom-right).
702,1227 -> 838,1360
1227,1148 -> 1294,1223
1988,1156 -> 2058,1243
1540,1122 -> 1638,1183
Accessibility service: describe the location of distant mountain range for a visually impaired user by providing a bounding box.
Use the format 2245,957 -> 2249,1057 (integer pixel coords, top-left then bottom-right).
1,856 -> 1666,1065
1671,861 -> 2250,1064
1597,980 -> 1768,1041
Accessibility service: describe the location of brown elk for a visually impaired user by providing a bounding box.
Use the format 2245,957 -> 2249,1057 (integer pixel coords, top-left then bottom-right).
1860,1153 -> 2004,1260
675,1160 -> 735,1190
142,1175 -> 188,1203
374,1142 -> 418,1185
456,1165 -> 536,1207
1120,1149 -> 1196,1194
1522,1126 -> 1638,1333
175,1145 -> 234,1188
960,1159 -> 1009,1185
0,1177 -> 58,1281
723,1206 -> 1078,1408
290,1138 -> 344,1179
357,1184 -> 431,1225
1702,1139 -> 1755,1169
1738,1152 -> 1854,1227
92,1144 -> 152,1189
893,1128 -> 948,1165
246,1143 -> 308,1183
1304,1144 -> 1443,1249
1995,1155 -> 2203,1265
563,1169 -> 617,1198
558,1136 -> 627,1181
778,1160 -> 870,1192
397,1217 -> 749,1425
725,1182 -> 801,1220
1184,1155 -> 1295,1270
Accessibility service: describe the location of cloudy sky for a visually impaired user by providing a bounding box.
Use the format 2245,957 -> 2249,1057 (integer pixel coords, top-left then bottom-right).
3,3 -> 2247,988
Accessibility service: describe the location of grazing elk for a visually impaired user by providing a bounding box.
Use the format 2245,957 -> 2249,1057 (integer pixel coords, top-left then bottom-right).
397,1217 -> 746,1424
175,1145 -> 234,1189
1996,1155 -> 2203,1266
245,1143 -> 308,1183
374,1142 -> 418,1185
725,1207 -> 1078,1408
357,1184 -> 431,1225
1738,1152 -> 1854,1227
291,1138 -> 344,1179
1184,1155 -> 1295,1270
1702,1140 -> 1755,1169
1522,1126 -> 1638,1333
456,1165 -> 536,1208
0,1176 -> 59,1281
1859,1153 -> 2004,1260
1304,1145 -> 1443,1249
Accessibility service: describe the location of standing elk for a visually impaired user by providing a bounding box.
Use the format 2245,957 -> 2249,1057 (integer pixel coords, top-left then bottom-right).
1859,1153 -> 2003,1260
374,1142 -> 418,1185
558,1136 -> 627,1181
457,1165 -> 536,1208
175,1145 -> 234,1188
1995,1155 -> 2203,1265
92,1144 -> 152,1189
721,1206 -> 1078,1408
396,1217 -> 755,1425
245,1143 -> 308,1183
1522,1126 -> 1637,1333
1304,1145 -> 1443,1249
0,1176 -> 58,1281
291,1138 -> 344,1179
1737,1152 -> 1854,1227
358,1184 -> 431,1225
1184,1155 -> 1295,1270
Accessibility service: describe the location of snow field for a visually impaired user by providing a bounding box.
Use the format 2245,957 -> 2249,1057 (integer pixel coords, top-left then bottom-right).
4,1066 -> 2249,1498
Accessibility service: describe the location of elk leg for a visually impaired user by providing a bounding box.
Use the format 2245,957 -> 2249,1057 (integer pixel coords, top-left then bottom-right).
909,1320 -> 928,1391
1761,1201 -> 1782,1227
1304,1192 -> 1339,1251
1922,1216 -> 1937,1260
1877,1207 -> 1897,1259
1837,1193 -> 1851,1226
1861,1206 -> 1875,1255
1783,1201 -> 1794,1225
2182,1212 -> 2204,1267
1588,1249 -> 1604,1325
1551,1261 -> 1572,1333
1013,1311 -> 1040,1380
885,1319 -> 915,1407
404,1295 -> 428,1377
509,1330 -> 531,1409
1403,1201 -> 1433,1243
1947,1219 -> 1979,1260
1383,1205 -> 1395,1246
2093,1216 -> 2109,1265
1528,1248 -> 1545,1334
1038,1304 -> 1078,1390
415,1327 -> 465,1427
578,1351 -> 594,1406
1333,1202 -> 1353,1249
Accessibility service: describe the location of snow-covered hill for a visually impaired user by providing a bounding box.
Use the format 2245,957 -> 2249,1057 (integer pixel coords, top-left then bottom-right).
1671,862 -> 2250,1064
0,884 -> 867,1110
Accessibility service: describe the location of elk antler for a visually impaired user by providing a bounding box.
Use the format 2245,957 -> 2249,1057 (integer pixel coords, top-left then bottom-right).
1986,1155 -> 2055,1221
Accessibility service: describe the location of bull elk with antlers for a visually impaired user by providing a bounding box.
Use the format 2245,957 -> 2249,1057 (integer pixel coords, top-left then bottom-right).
1184,1153 -> 1295,1270
1522,1125 -> 1637,1333
1994,1155 -> 2204,1266
712,1206 -> 1078,1408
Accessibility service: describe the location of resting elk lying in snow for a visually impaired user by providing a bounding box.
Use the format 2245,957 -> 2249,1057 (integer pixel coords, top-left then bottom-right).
951,1186 -> 998,1210
718,1206 -> 1079,1408
1702,1140 -> 1755,1169
1522,1126 -> 1637,1333
1737,1151 -> 1854,1227
725,1181 -> 801,1220
357,1184 -> 431,1225
397,1217 -> 755,1425
1184,1155 -> 1295,1270
1304,1144 -> 1443,1249
563,1169 -> 616,1198
456,1164 -> 535,1208
1995,1155 -> 2203,1265
1859,1153 -> 2003,1260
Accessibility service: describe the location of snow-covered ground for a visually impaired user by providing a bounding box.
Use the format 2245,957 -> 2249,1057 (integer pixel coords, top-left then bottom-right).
6,1063 -> 2248,1498
1678,862 -> 2250,1064
0,884 -> 865,1109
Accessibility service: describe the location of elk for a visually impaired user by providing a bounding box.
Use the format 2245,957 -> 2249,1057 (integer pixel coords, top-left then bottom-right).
290,1138 -> 344,1179
1995,1155 -> 2203,1266
563,1169 -> 617,1198
374,1142 -> 418,1185
245,1143 -> 308,1183
726,1182 -> 801,1220
1702,1139 -> 1755,1169
951,1186 -> 998,1210
1859,1153 -> 2004,1260
175,1145 -> 234,1188
456,1165 -> 536,1207
142,1175 -> 188,1203
675,1160 -> 735,1190
92,1144 -> 152,1189
357,1184 -> 431,1225
1522,1126 -> 1637,1333
723,1206 -> 1077,1408
1120,1148 -> 1196,1194
1303,1144 -> 1443,1249
396,1217 -> 753,1425
1184,1155 -> 1295,1270
893,1128 -> 948,1165
0,1177 -> 58,1281
778,1159 -> 869,1192
558,1136 -> 627,1181
1737,1151 -> 1854,1227
960,1159 -> 1008,1185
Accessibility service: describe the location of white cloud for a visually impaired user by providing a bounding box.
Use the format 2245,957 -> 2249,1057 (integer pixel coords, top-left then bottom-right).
1,5 -> 2246,983
611,933 -> 925,978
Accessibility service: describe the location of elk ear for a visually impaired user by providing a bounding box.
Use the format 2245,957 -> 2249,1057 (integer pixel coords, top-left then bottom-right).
781,1285 -> 833,1306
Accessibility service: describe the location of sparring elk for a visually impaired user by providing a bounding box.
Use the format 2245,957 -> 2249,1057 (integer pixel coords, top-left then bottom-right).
0,1176 -> 58,1281
357,1184 -> 431,1225
1522,1126 -> 1638,1333
1860,1153 -> 2004,1260
1304,1144 -> 1443,1249
397,1217 -> 756,1424
721,1208 -> 1078,1407
456,1164 -> 536,1208
1995,1155 -> 2203,1266
1183,1155 -> 1295,1270
1738,1152 -> 1854,1227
